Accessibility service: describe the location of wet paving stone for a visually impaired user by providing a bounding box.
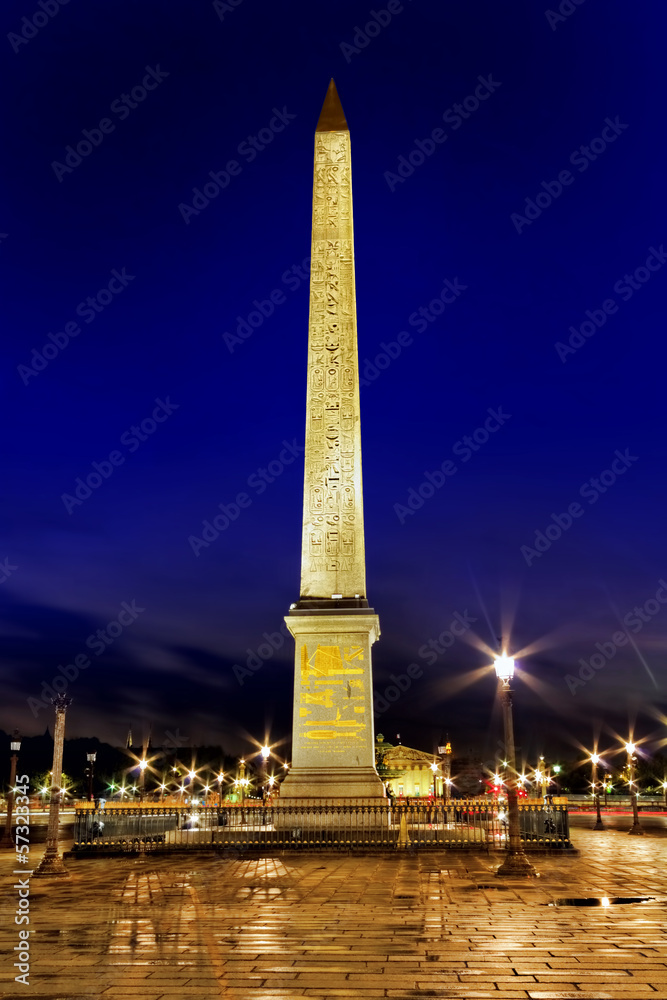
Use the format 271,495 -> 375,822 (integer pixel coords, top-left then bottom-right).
2,830 -> 667,997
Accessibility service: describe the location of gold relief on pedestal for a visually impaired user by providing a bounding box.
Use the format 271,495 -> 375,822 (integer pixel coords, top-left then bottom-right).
296,641 -> 367,743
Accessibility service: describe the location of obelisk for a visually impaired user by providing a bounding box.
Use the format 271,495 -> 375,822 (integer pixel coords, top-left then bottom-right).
280,80 -> 385,801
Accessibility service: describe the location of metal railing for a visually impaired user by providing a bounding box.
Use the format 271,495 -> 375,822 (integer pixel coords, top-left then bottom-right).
71,799 -> 570,852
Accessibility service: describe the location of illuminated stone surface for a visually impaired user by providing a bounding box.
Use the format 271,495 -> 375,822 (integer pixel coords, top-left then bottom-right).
282,80 -> 384,801
299,79 -> 366,602
4,828 -> 667,997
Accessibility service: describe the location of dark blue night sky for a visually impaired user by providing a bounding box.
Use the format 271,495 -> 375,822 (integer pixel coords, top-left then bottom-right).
2,0 -> 666,763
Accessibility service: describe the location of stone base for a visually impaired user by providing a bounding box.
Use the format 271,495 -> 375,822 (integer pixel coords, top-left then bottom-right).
496,851 -> 539,877
33,851 -> 70,878
279,766 -> 387,801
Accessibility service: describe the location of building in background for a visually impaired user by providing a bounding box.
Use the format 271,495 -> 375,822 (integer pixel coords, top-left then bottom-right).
375,735 -> 443,798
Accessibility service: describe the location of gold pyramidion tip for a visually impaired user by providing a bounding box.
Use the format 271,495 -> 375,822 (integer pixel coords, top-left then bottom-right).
316,78 -> 348,132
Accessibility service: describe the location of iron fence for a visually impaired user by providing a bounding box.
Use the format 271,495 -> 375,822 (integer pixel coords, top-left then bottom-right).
71,799 -> 570,852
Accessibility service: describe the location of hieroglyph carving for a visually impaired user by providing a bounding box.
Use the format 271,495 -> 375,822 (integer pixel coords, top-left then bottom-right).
300,129 -> 366,598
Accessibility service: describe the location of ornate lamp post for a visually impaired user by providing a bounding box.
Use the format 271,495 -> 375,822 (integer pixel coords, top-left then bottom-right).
494,652 -> 537,878
138,758 -> 148,801
624,741 -> 643,835
430,761 -> 439,797
188,769 -> 197,804
537,755 -> 549,799
217,772 -> 224,807
1,731 -> 21,846
438,741 -> 452,804
260,745 -> 270,801
590,753 -> 605,830
34,696 -> 72,878
238,759 -> 246,805
86,752 -> 97,802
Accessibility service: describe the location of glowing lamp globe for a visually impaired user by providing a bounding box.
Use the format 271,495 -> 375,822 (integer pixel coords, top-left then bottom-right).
494,653 -> 515,682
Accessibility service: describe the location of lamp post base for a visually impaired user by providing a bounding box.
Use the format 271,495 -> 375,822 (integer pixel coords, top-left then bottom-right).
593,819 -> 605,830
496,851 -> 539,878
33,849 -> 70,878
628,823 -> 644,836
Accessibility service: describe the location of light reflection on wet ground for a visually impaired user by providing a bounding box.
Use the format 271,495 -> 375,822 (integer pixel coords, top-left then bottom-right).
2,830 -> 667,998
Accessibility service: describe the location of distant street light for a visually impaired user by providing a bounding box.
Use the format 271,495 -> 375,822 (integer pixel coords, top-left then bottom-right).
589,753 -> 605,830
86,752 -> 97,802
493,652 -> 537,878
430,761 -> 438,797
261,745 -> 271,801
238,759 -> 246,805
624,741 -> 643,836
1,731 -> 21,847
137,758 -> 148,801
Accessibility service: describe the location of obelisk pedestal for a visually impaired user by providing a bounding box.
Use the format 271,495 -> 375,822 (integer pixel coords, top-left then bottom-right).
280,609 -> 384,801
279,80 -> 385,805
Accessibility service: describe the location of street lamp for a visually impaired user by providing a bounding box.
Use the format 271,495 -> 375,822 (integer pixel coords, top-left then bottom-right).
238,759 -> 246,805
430,761 -> 438,797
261,745 -> 270,801
538,755 -> 548,799
493,652 -> 537,877
1,730 -> 21,847
86,752 -> 97,802
217,772 -> 224,807
624,741 -> 643,835
589,753 -> 605,830
138,758 -> 148,802
34,695 -> 72,878
438,741 -> 452,804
